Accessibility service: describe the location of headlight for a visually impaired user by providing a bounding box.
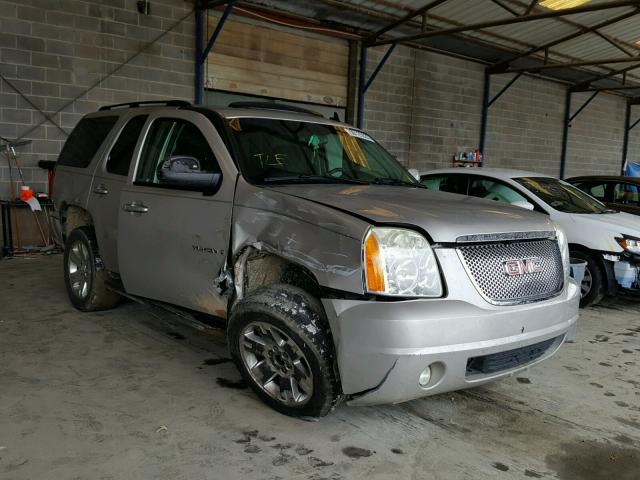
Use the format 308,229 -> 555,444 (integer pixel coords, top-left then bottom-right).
363,227 -> 442,297
616,235 -> 640,255
555,225 -> 570,278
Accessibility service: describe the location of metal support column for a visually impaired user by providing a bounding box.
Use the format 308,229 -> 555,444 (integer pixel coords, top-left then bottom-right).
622,101 -> 632,174
357,44 -> 367,129
559,90 -> 572,179
195,8 -> 204,105
479,70 -> 491,156
357,43 -> 396,129
560,90 -> 599,178
479,71 -> 521,156
194,1 -> 235,105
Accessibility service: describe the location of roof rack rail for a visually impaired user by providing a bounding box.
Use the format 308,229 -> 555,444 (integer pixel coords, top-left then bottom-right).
98,100 -> 191,111
227,101 -> 323,117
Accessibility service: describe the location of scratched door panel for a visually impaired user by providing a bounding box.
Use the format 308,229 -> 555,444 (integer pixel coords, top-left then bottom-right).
118,189 -> 231,316
117,110 -> 237,316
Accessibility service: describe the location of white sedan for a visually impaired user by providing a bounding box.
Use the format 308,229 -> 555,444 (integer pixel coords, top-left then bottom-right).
420,168 -> 640,307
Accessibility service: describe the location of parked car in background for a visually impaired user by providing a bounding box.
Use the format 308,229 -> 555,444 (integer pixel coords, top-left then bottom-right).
566,175 -> 640,216
52,102 -> 579,417
420,168 -> 640,307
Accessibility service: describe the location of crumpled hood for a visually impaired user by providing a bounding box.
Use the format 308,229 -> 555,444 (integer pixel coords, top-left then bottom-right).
267,184 -> 555,243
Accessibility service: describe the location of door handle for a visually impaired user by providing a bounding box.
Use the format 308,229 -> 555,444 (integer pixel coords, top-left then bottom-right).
122,202 -> 149,214
93,184 -> 109,195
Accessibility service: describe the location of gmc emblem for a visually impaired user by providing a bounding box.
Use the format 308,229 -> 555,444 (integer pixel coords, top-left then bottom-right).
503,257 -> 543,276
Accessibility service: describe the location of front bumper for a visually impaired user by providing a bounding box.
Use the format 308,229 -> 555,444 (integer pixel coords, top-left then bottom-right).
321,249 -> 580,406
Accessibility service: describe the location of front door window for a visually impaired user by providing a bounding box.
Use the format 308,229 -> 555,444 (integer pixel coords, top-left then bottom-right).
135,118 -> 221,188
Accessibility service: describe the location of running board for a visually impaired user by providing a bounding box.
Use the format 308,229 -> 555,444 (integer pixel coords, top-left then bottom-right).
108,287 -> 226,335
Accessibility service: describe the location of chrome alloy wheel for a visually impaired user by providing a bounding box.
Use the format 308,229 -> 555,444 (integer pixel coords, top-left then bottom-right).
239,321 -> 313,406
67,240 -> 91,299
581,266 -> 593,298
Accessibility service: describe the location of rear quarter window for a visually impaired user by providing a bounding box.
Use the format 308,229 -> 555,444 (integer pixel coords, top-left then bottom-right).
58,116 -> 118,168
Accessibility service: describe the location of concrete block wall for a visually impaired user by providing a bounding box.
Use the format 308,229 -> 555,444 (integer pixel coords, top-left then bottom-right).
1,0 -> 636,201
362,45 -> 415,166
409,50 -> 483,171
565,91 -> 626,178
363,46 -> 485,171
0,0 -> 195,200
628,108 -> 640,168
363,45 -> 632,179
485,74 -> 565,176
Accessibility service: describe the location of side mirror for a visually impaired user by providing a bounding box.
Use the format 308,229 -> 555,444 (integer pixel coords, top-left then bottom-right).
158,155 -> 222,192
408,168 -> 420,181
511,200 -> 535,211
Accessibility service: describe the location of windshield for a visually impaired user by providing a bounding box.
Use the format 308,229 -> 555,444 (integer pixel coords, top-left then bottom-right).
514,176 -> 610,214
226,117 -> 419,186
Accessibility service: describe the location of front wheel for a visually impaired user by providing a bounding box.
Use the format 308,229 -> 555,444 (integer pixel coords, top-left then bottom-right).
228,284 -> 341,418
63,227 -> 120,311
570,250 -> 605,308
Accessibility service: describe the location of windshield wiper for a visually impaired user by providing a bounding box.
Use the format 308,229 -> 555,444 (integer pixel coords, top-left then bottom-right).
262,174 -> 368,185
371,177 -> 426,188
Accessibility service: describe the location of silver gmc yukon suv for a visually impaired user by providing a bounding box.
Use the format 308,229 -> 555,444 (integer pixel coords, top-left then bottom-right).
53,100 -> 580,418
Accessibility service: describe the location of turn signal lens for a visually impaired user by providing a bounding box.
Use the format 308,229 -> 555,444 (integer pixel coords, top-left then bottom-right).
616,236 -> 640,255
364,231 -> 385,292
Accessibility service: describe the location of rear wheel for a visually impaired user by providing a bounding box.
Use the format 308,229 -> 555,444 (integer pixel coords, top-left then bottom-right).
228,284 -> 341,418
571,250 -> 605,308
63,227 -> 120,311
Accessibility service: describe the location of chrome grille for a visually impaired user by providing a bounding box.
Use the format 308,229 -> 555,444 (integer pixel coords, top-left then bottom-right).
458,239 -> 564,305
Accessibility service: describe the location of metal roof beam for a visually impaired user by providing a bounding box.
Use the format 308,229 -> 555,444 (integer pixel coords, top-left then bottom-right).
571,63 -> 640,91
509,0 -> 638,58
490,0 -> 521,16
506,55 -> 640,73
488,73 -> 522,106
524,0 -> 538,15
592,30 -> 636,56
368,0 -> 640,47
487,8 -> 640,73
570,91 -> 599,122
366,0 -> 449,42
583,84 -> 640,92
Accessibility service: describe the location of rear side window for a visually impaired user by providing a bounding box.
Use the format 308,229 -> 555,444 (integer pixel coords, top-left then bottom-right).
106,115 -> 148,176
468,177 -> 528,204
421,174 -> 468,195
58,116 -> 118,168
578,182 -> 606,201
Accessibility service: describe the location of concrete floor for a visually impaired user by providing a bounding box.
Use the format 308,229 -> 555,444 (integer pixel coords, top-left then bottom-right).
1,254 -> 639,480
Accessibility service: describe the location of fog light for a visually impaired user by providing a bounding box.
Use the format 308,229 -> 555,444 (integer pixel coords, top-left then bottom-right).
418,366 -> 432,387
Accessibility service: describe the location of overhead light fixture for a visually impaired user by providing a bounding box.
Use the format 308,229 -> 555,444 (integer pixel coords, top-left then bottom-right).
539,0 -> 591,10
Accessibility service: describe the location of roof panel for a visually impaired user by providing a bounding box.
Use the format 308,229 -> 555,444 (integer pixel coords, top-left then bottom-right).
242,0 -> 640,91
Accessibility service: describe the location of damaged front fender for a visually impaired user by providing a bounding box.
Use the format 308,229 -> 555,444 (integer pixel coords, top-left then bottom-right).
231,178 -> 369,296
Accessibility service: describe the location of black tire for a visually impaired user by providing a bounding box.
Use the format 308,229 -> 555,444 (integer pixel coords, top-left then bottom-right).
63,227 -> 120,311
228,284 -> 341,418
571,249 -> 605,308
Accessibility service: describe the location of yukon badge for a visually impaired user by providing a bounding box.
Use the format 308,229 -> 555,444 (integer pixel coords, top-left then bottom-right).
503,257 -> 543,276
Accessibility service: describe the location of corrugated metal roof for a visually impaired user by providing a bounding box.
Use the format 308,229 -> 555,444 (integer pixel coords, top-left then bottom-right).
242,0 -> 640,93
